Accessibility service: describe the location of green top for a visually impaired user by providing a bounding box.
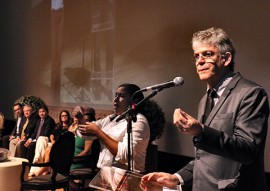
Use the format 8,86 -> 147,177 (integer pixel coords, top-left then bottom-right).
70,136 -> 87,170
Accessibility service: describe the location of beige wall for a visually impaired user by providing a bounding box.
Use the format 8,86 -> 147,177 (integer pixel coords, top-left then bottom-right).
1,0 -> 270,171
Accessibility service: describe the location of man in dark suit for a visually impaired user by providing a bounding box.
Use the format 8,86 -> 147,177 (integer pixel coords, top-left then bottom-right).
9,104 -> 38,157
2,103 -> 24,149
20,105 -> 55,162
142,27 -> 269,191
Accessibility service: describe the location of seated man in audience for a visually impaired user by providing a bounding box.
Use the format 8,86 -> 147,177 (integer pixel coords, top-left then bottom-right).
0,112 -> 4,144
9,104 -> 37,157
2,103 -> 24,149
20,105 -> 55,162
29,109 -> 73,177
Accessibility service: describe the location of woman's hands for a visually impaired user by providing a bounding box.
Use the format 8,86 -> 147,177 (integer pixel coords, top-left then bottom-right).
78,122 -> 101,136
78,122 -> 118,156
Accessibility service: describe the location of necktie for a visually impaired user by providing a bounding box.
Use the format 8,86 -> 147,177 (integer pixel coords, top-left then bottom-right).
36,119 -> 44,139
203,89 -> 216,123
21,118 -> 29,139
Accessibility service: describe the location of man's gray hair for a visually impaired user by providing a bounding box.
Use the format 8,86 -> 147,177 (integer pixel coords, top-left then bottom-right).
192,27 -> 236,71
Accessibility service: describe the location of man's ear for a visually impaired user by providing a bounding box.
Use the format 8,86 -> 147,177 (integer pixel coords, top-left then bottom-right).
223,52 -> 232,66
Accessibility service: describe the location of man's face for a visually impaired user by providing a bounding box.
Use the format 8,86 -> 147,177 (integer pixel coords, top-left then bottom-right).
38,108 -> 47,119
193,44 -> 229,87
13,105 -> 22,117
23,105 -> 33,118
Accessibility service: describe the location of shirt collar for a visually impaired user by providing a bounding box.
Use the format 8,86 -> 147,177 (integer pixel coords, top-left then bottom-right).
207,72 -> 235,97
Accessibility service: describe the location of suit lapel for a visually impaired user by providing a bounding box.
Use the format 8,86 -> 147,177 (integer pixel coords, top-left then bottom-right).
204,73 -> 243,125
198,93 -> 208,122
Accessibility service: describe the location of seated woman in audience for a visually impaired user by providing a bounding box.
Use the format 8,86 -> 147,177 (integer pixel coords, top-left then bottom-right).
83,106 -> 96,122
69,106 -> 93,170
78,83 -> 165,173
68,106 -> 95,190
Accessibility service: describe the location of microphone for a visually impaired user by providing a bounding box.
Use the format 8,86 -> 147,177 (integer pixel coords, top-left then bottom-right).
140,77 -> 184,92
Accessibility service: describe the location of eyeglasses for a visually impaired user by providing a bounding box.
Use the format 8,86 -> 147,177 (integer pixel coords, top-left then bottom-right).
192,51 -> 221,63
61,114 -> 68,117
13,108 -> 21,112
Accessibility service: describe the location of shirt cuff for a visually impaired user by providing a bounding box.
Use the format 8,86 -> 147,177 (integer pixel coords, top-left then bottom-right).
174,173 -> 184,185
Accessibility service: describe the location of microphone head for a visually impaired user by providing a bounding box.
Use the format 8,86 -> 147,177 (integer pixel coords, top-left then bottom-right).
173,77 -> 184,86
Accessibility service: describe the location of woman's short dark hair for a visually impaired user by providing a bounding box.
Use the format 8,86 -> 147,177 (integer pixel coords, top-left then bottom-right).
118,83 -> 144,104
118,83 -> 165,142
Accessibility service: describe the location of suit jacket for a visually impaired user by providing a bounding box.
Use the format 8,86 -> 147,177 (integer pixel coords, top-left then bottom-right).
10,116 -> 25,137
21,113 -> 38,140
29,115 -> 56,140
177,73 -> 269,191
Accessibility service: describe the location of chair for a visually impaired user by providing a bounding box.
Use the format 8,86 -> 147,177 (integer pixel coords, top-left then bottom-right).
20,131 -> 75,191
69,138 -> 100,191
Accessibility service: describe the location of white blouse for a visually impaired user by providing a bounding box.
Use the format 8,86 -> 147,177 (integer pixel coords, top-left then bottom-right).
79,113 -> 150,173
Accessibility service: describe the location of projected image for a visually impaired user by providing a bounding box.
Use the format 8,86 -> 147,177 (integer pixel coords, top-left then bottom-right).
34,0 -> 115,106
27,0 -> 190,109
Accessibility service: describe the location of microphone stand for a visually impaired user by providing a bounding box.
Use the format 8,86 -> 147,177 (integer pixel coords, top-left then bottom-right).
120,89 -> 162,171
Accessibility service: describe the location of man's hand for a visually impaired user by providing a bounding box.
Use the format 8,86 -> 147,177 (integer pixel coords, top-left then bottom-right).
173,108 -> 204,136
24,139 -> 32,147
9,135 -> 15,141
141,172 -> 180,189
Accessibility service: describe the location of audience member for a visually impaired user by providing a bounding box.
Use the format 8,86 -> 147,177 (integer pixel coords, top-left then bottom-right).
9,104 -> 37,157
68,106 -> 94,190
20,105 -> 55,162
2,103 -> 24,149
0,112 -> 4,144
51,110 -> 73,145
70,106 -> 94,169
83,106 -> 96,122
29,109 -> 72,177
29,106 -> 93,184
141,27 -> 269,191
